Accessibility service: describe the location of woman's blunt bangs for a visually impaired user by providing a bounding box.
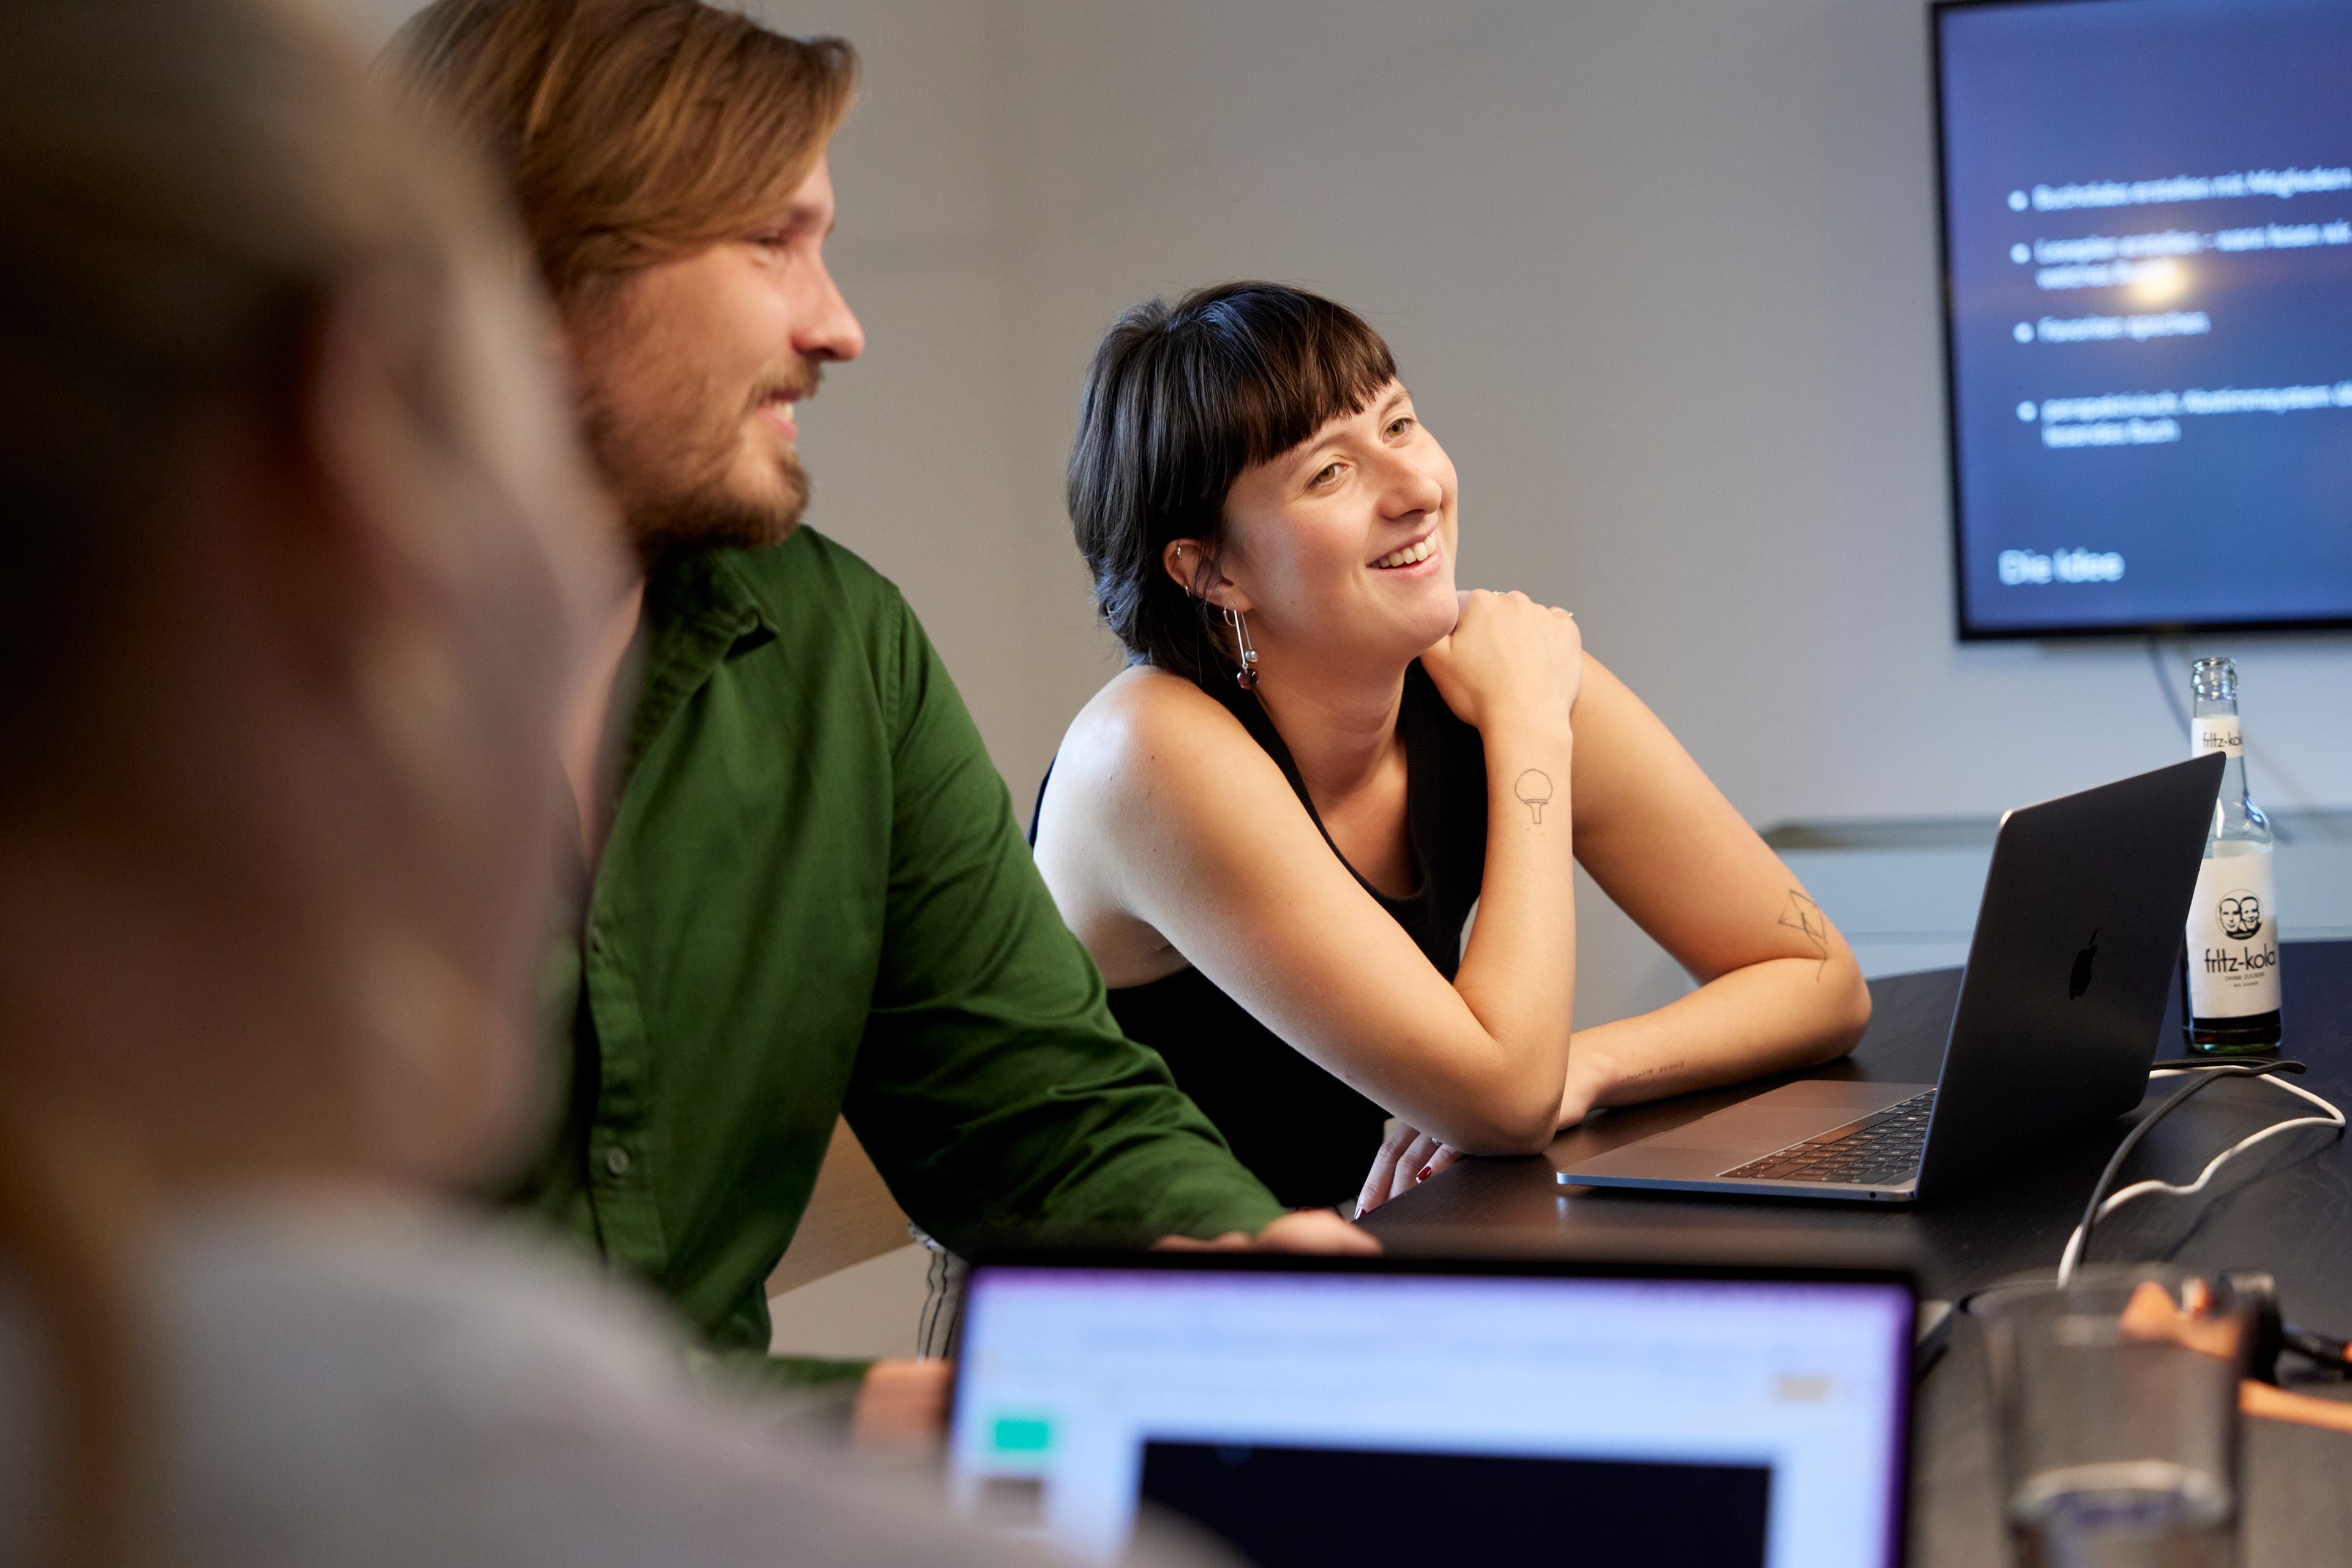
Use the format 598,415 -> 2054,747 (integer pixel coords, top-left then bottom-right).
1068,282 -> 1398,688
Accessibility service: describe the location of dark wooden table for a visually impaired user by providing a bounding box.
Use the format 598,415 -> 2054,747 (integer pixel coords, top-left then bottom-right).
1360,940 -> 2352,1565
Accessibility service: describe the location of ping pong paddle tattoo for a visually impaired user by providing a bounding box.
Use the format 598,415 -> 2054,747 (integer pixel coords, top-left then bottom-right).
1514,769 -> 1553,824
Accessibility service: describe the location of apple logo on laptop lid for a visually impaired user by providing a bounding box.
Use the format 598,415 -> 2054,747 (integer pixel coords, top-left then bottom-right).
2068,930 -> 2099,1000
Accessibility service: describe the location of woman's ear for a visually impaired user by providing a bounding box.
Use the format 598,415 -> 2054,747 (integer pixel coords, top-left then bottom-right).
1161,537 -> 1210,600
1161,538 -> 1251,612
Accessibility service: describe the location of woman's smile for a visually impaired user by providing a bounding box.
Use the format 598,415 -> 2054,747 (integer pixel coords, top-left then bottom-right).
1371,530 -> 1441,573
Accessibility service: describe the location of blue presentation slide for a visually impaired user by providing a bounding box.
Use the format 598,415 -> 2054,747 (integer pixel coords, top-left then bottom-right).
1939,0 -> 2352,636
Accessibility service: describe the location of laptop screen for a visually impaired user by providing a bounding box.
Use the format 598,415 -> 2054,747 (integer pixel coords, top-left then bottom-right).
949,1259 -> 1912,1568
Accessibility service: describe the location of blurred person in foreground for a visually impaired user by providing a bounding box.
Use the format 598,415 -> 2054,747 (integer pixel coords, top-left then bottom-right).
387,0 -> 1371,1400
0,1 -> 1156,1563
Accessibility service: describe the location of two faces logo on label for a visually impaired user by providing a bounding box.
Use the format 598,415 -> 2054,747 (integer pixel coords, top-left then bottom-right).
2218,892 -> 2263,941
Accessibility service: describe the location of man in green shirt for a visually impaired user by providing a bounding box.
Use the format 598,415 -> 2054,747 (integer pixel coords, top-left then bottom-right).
393,0 -> 1368,1377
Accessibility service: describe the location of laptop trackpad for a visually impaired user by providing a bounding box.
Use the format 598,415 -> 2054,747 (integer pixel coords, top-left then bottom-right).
1604,1080 -> 1926,1156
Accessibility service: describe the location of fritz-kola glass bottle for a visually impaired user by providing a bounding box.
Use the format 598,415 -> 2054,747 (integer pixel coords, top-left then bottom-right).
2181,657 -> 2282,1052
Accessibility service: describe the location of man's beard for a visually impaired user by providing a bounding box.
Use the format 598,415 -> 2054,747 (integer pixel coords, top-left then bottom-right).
580,366 -> 820,569
620,453 -> 811,567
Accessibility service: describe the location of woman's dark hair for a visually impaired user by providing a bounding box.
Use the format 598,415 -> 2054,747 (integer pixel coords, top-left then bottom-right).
1068,282 -> 1397,687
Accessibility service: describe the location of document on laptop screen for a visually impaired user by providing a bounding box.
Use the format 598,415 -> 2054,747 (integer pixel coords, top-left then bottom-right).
949,1265 -> 1912,1568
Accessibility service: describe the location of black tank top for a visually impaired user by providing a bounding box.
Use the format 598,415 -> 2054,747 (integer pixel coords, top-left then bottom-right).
1031,662 -> 1488,1208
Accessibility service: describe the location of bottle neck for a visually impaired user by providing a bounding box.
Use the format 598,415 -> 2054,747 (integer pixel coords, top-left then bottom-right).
2190,697 -> 2247,797
2189,695 -> 2263,823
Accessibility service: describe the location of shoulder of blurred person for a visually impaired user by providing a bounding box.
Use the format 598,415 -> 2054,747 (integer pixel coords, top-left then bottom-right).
0,0 -> 1185,1564
0,1199 -> 1072,1568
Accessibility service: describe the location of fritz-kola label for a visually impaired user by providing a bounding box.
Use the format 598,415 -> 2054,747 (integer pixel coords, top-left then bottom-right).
2191,715 -> 2244,758
2185,848 -> 2280,1019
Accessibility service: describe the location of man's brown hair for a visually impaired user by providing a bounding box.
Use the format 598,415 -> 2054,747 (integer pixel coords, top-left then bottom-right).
391,0 -> 858,301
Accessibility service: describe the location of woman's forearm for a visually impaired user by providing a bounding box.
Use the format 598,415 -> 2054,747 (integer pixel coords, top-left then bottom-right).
1442,710 -> 1581,1142
1559,952 -> 1872,1127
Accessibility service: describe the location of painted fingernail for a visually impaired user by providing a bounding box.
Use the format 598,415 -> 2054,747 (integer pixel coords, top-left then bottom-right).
1415,1165 -> 1434,1183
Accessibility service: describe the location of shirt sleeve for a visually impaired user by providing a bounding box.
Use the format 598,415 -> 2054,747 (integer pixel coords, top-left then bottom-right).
840,590 -> 1286,1251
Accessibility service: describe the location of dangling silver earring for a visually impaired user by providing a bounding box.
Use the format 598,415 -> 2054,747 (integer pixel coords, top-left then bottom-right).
1224,606 -> 1261,691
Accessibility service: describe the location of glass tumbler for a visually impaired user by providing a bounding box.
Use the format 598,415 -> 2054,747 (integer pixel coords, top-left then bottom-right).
1973,1268 -> 2248,1568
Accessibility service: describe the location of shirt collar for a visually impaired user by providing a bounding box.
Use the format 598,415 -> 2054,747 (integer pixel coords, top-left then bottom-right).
647,548 -> 773,647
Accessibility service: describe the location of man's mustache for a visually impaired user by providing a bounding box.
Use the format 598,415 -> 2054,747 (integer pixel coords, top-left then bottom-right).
748,362 -> 823,409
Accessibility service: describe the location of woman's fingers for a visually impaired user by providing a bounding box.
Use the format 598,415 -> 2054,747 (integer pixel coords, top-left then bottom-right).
1417,586 -> 1583,731
1355,1125 -> 1420,1216
1420,1144 -> 1465,1184
1355,1126 -> 1471,1216
1386,1131 -> 1447,1204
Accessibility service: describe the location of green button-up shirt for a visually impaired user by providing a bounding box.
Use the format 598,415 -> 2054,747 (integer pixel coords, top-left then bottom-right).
512,528 -> 1283,1360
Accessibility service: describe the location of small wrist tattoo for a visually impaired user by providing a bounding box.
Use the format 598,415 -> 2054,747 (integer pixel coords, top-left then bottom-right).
1777,889 -> 1831,979
1513,769 -> 1554,824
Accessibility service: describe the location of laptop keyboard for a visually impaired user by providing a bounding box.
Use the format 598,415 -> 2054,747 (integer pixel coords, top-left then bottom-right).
1719,1090 -> 1937,1186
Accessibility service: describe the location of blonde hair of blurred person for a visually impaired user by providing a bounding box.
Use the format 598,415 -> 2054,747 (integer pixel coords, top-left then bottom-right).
0,4 -> 1107,1567
0,0 -> 608,1556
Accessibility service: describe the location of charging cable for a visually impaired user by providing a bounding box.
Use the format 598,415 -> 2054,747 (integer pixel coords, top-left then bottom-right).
2054,1058 -> 2345,1287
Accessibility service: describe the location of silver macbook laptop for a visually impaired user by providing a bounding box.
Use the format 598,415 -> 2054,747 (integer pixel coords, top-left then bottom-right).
1556,753 -> 2224,1205
949,1251 -> 1915,1568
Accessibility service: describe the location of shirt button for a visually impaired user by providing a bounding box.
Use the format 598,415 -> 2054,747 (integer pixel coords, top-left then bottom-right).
603,1146 -> 631,1177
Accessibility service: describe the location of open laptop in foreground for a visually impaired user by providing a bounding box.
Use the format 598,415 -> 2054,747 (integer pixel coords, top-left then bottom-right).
1556,753 -> 2225,1205
949,1250 -> 1915,1568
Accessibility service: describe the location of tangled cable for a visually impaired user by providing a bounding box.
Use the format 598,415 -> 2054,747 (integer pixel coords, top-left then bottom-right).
2055,1058 -> 2346,1286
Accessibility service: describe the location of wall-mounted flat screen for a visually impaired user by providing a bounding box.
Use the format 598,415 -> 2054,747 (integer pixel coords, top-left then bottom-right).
1936,0 -> 2352,638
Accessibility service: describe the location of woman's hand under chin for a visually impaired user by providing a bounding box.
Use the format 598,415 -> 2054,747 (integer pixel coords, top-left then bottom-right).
1418,588 -> 1584,734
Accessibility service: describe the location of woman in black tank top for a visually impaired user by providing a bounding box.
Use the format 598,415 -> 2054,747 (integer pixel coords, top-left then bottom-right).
1034,284 -> 1873,1216
1035,663 -> 1486,1206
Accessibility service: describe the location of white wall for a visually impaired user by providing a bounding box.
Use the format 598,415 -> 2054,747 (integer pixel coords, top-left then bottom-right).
352,0 -> 2352,1020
